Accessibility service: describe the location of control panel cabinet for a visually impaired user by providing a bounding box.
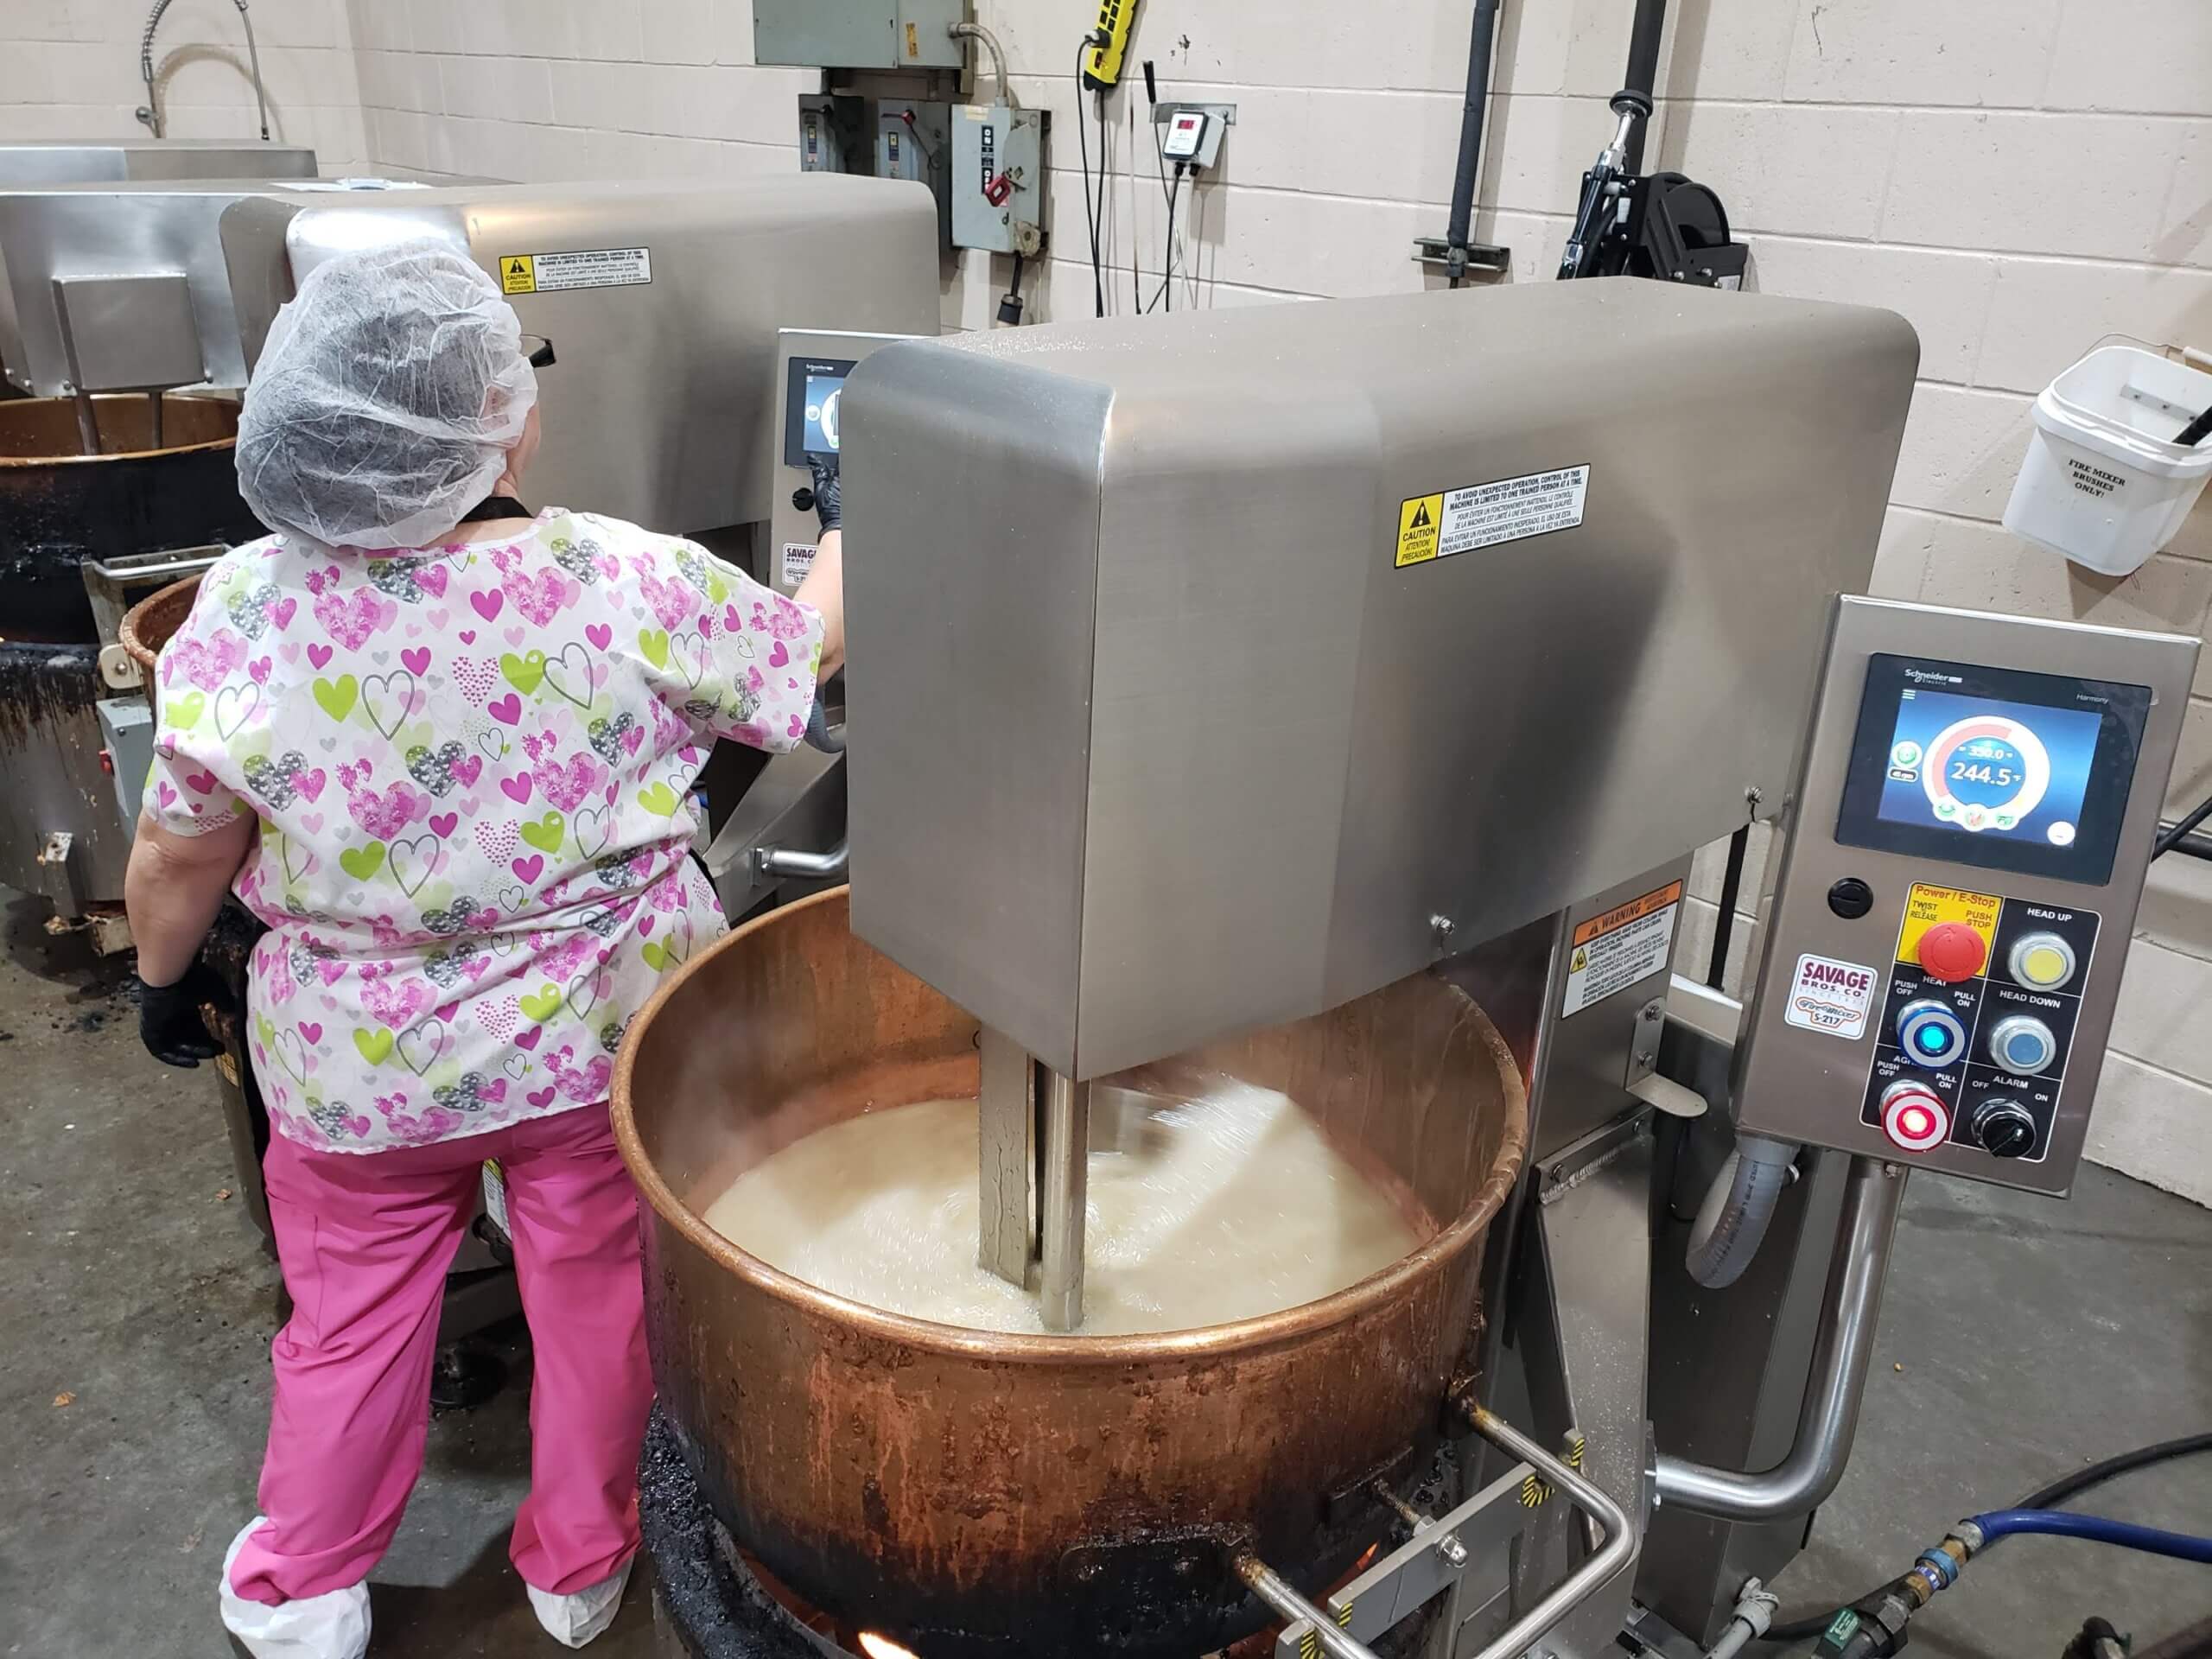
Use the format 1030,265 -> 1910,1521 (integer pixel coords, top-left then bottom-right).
767,328 -> 919,596
1736,597 -> 2196,1194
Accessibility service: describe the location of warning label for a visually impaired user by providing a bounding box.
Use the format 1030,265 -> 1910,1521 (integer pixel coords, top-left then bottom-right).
780,541 -> 817,587
1895,882 -> 2001,969
1783,953 -> 1878,1039
1562,880 -> 1681,1016
1397,494 -> 1441,564
499,246 -> 652,295
1395,465 -> 1591,568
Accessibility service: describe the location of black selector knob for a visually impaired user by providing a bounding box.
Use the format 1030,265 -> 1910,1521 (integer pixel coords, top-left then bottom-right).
1970,1097 -> 2037,1160
792,486 -> 817,513
1827,877 -> 1874,919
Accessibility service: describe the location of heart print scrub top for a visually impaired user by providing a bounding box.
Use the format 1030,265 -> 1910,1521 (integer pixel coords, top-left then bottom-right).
144,508 -> 823,1153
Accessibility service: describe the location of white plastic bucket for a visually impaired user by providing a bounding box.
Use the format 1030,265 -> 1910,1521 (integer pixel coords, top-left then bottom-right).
2002,342 -> 2212,575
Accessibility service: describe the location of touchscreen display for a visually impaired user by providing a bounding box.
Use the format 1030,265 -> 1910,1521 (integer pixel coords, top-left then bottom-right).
1836,655 -> 2151,884
802,372 -> 844,455
783,356 -> 858,468
1877,689 -> 2102,847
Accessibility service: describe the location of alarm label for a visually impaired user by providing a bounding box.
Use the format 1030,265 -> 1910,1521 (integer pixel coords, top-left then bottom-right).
1784,953 -> 1878,1039
1562,880 -> 1681,1015
1395,465 -> 1590,568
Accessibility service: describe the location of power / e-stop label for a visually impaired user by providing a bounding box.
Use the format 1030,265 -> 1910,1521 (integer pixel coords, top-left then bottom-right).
1395,464 -> 1592,568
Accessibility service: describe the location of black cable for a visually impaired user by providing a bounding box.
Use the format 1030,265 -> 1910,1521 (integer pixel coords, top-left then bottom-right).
1758,1432 -> 2212,1645
1165,167 -> 1179,309
1707,823 -> 1749,989
1146,165 -> 1183,314
1144,105 -> 1191,315
1075,39 -> 1104,317
2155,793 -> 2212,859
2177,401 -> 2212,447
1097,91 -> 1111,310
1126,104 -> 1141,317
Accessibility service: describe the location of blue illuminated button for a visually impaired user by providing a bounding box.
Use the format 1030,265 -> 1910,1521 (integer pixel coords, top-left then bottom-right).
1896,998 -> 1967,1065
1987,1014 -> 2058,1076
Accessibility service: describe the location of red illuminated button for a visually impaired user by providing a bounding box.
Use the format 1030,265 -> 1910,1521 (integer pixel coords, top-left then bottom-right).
1916,923 -> 1987,983
1879,1079 -> 1952,1153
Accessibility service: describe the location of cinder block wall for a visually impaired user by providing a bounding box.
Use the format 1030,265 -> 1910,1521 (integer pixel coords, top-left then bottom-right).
10,0 -> 2208,1198
1,0 -> 367,166
345,0 -> 2212,1208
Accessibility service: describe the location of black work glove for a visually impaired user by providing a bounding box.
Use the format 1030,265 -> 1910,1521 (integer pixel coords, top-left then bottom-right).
137,963 -> 228,1068
806,453 -> 842,533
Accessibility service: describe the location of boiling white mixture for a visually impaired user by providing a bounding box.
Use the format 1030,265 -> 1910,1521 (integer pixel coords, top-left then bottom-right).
701,1083 -> 1420,1336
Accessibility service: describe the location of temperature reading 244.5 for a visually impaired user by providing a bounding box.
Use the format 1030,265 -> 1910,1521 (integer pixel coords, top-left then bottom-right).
1950,751 -> 2020,790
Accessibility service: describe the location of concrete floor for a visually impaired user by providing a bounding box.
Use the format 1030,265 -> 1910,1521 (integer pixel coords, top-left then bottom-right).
2,887 -> 2206,1659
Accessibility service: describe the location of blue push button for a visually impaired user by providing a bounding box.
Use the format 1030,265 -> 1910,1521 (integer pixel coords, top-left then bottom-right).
1987,1014 -> 2058,1076
1896,999 -> 1967,1066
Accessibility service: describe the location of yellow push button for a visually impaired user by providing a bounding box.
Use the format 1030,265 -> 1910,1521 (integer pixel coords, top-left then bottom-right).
2008,931 -> 2077,991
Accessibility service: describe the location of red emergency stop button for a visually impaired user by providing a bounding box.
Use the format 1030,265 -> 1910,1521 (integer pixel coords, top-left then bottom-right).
1916,922 -> 1986,983
1879,1079 -> 1951,1153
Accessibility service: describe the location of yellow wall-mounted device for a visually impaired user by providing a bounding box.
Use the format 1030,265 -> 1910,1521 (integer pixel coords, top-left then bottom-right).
1080,0 -> 1141,90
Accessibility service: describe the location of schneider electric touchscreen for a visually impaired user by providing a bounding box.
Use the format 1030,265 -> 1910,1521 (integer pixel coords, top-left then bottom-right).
782,357 -> 855,467
1835,654 -> 2152,885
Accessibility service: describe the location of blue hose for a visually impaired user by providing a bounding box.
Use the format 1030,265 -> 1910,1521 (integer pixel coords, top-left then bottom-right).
1967,1509 -> 2212,1565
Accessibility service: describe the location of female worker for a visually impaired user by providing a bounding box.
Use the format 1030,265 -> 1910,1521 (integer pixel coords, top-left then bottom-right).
125,240 -> 843,1656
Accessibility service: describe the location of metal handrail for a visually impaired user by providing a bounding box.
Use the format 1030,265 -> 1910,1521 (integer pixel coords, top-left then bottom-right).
1459,1406 -> 1639,1659
752,837 -> 849,881
1234,1550 -> 1383,1659
1653,1155 -> 1906,1521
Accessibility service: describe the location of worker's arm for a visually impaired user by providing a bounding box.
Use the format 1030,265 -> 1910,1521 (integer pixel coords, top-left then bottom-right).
793,527 -> 844,678
126,813 -> 252,1067
126,813 -> 251,984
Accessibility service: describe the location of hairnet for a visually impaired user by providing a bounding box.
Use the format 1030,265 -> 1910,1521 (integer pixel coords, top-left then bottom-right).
234,239 -> 538,550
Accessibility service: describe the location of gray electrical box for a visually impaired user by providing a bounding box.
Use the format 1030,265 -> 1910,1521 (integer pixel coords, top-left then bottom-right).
97,697 -> 154,831
798,95 -> 865,175
754,0 -> 964,69
950,103 -> 1046,256
874,99 -> 952,249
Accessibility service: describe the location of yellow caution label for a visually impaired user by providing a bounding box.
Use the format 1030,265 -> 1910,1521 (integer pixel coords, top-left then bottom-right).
1896,882 -> 2001,967
1395,493 -> 1443,566
905,21 -> 919,56
500,254 -> 536,295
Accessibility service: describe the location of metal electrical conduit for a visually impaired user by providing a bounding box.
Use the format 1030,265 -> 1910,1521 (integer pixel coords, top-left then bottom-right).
1655,1156 -> 1908,1522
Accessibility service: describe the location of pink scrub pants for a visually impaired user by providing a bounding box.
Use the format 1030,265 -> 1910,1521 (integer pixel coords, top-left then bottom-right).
226,1103 -> 652,1605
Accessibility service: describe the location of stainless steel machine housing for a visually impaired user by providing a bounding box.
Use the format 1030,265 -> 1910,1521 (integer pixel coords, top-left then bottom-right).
0,176 -> 363,396
832,280 -> 2197,1656
0,140 -> 315,187
218,175 -> 945,543
844,280 -> 1916,1081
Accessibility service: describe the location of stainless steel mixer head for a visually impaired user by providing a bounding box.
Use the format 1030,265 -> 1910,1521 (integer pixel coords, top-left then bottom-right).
843,280 -> 1916,1085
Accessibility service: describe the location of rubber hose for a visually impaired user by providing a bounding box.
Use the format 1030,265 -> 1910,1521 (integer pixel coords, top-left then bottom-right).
1761,1433 -> 2212,1645
1967,1509 -> 2212,1565
1685,1139 -> 1794,1288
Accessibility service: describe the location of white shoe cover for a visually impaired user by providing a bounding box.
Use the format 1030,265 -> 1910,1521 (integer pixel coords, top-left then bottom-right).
525,1558 -> 633,1649
218,1517 -> 372,1659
